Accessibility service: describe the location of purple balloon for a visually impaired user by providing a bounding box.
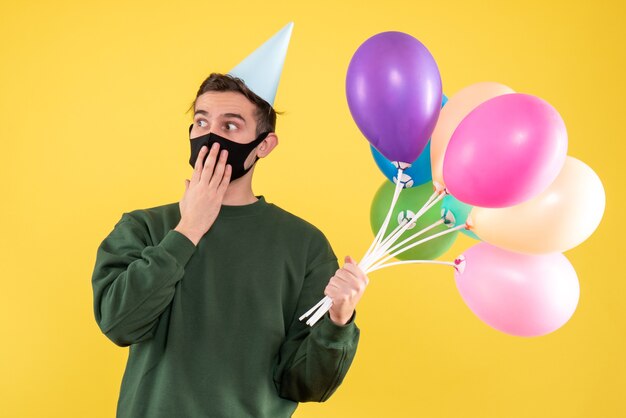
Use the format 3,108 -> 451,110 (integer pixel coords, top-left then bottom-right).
346,31 -> 442,164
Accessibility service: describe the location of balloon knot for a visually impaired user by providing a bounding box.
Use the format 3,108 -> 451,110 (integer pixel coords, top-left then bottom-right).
433,181 -> 445,194
441,209 -> 456,227
454,255 -> 466,274
392,161 -> 412,170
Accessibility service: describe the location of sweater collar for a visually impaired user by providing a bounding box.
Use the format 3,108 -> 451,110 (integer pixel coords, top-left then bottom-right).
218,195 -> 269,218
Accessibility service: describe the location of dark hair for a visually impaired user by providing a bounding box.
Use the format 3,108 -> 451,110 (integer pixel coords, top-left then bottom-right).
187,73 -> 278,136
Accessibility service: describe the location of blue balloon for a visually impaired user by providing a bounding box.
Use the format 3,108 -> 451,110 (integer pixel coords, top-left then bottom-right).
370,142 -> 432,188
370,94 -> 448,188
441,195 -> 481,240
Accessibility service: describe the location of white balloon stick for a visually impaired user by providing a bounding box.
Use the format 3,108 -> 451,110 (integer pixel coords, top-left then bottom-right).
376,219 -> 445,265
362,192 -> 444,270
298,296 -> 328,322
368,224 -> 467,272
362,168 -> 404,262
366,259 -> 456,274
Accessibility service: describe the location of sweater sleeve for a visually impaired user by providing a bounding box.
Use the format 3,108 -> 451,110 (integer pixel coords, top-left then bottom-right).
91,213 -> 197,347
273,233 -> 360,403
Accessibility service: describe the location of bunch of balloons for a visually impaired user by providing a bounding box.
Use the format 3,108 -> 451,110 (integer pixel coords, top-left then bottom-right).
300,31 -> 605,337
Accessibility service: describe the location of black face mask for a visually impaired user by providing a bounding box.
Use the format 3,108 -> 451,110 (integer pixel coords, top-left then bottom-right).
188,124 -> 270,181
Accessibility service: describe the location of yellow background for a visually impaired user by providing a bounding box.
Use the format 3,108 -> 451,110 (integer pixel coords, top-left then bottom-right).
1,0 -> 624,417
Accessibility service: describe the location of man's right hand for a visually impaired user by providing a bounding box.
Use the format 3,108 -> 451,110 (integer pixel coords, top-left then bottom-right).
174,143 -> 231,245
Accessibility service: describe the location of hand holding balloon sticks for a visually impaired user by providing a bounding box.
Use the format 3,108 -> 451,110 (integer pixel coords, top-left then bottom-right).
300,171 -> 466,326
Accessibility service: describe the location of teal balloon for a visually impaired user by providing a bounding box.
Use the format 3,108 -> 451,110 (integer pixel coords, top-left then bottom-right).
370,181 -> 459,260
441,195 -> 481,240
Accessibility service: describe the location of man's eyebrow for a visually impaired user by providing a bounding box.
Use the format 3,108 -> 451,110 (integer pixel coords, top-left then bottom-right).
193,110 -> 246,124
222,113 -> 246,124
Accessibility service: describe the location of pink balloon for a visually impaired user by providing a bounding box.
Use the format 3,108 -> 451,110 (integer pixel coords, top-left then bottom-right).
454,243 -> 579,337
443,93 -> 568,208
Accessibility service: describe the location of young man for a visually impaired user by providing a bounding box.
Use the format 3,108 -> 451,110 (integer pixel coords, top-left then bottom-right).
91,24 -> 369,418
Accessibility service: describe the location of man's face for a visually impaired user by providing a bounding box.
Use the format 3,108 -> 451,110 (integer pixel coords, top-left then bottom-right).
191,91 -> 259,144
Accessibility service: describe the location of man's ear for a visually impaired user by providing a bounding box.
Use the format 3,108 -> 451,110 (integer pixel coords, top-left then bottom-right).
257,133 -> 278,158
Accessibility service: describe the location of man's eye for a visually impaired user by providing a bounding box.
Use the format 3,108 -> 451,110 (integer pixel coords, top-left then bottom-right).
225,122 -> 238,131
197,120 -> 207,128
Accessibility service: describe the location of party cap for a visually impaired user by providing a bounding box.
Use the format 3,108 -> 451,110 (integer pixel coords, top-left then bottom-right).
228,22 -> 294,106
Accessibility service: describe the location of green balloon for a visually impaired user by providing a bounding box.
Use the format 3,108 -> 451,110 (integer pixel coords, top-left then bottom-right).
370,181 -> 459,261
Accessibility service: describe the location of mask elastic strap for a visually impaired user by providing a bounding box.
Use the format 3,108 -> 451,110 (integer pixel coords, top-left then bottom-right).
241,131 -> 272,174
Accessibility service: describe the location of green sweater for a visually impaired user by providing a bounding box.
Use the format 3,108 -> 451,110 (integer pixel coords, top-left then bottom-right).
91,196 -> 360,418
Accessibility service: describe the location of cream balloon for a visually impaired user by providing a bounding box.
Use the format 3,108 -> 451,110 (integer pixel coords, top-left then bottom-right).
468,156 -> 606,254
430,82 -> 515,191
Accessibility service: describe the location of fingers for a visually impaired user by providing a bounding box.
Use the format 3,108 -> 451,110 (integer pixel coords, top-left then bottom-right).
342,260 -> 361,277
327,262 -> 369,293
342,256 -> 369,285
324,279 -> 357,301
333,268 -> 354,284
325,272 -> 360,291
209,149 -> 229,189
187,143 -> 231,209
335,263 -> 365,284
201,143 -> 221,182
217,164 -> 232,196
192,146 -> 209,183
324,257 -> 369,324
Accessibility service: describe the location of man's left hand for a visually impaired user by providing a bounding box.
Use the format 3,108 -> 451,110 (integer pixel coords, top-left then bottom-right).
325,256 -> 370,325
